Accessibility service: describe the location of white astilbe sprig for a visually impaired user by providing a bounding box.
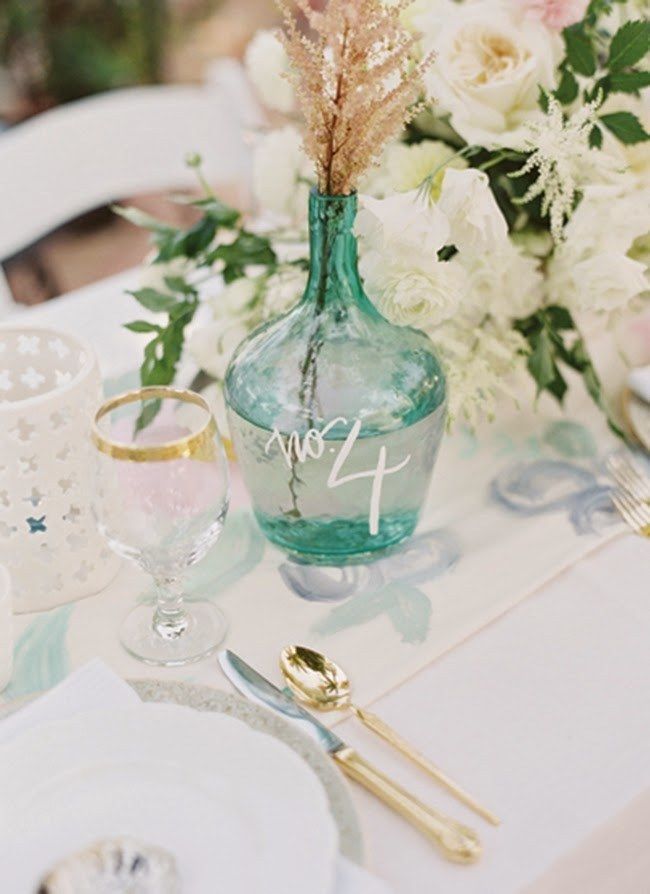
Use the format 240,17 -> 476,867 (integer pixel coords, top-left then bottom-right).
430,319 -> 528,427
512,94 -> 619,243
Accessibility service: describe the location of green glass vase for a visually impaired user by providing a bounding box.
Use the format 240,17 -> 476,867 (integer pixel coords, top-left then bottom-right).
225,189 -> 446,563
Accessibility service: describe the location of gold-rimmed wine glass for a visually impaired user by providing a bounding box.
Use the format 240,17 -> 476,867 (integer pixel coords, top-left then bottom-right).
91,387 -> 229,666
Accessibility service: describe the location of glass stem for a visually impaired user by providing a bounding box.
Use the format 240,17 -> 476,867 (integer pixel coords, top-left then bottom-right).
152,575 -> 189,640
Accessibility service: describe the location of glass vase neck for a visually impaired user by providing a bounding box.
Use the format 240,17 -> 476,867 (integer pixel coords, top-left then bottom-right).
303,189 -> 370,313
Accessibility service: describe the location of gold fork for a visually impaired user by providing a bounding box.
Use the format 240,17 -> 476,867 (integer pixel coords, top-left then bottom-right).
607,454 -> 650,503
611,487 -> 650,538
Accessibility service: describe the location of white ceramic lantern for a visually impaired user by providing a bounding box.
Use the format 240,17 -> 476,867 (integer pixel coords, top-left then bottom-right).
0,325 -> 120,613
0,564 -> 12,691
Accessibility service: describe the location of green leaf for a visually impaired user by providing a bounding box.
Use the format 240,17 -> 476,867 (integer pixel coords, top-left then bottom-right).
554,68 -> 579,105
608,20 -> 650,71
538,85 -> 550,113
178,216 -> 219,257
193,197 -> 241,227
544,305 -> 575,331
528,329 -> 557,392
208,231 -> 277,280
163,276 -> 196,296
123,320 -> 162,334
168,300 -> 195,323
140,338 -> 168,386
516,304 -> 627,440
545,365 -> 569,403
589,124 -> 603,148
128,288 -> 177,313
563,24 -> 597,77
134,398 -> 162,434
112,205 -> 175,236
155,216 -> 219,262
608,70 -> 650,94
600,111 -> 650,144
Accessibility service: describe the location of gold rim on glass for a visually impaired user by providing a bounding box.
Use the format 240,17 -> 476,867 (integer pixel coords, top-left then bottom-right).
92,387 -> 218,462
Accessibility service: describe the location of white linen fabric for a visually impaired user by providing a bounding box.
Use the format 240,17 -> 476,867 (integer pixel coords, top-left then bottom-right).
0,660 -> 392,894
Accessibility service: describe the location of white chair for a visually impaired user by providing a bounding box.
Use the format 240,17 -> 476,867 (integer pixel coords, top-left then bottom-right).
0,59 -> 264,313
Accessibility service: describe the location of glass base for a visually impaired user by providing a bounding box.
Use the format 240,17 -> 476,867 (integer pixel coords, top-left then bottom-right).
255,510 -> 417,565
120,600 -> 228,667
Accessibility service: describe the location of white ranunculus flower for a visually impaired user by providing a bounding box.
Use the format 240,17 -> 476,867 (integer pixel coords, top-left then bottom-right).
361,139 -> 468,198
360,248 -> 468,328
461,243 -> 544,322
253,126 -> 313,226
548,184 -> 649,319
244,29 -> 294,114
565,185 -> 650,257
211,277 -> 259,319
262,266 -> 307,319
188,320 -> 250,380
438,167 -> 509,254
356,190 -> 450,257
413,0 -> 561,148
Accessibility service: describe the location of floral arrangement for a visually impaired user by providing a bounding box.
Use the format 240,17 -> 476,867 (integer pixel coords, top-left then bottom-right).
121,0 -> 650,432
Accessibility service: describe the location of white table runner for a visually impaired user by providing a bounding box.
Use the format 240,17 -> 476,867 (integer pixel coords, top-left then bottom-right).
3,272 -> 633,710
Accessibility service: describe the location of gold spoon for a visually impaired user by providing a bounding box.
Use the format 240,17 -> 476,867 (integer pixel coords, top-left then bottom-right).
280,645 -> 500,827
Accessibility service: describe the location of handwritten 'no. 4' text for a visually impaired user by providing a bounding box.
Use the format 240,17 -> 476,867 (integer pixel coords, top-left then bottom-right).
264,417 -> 411,535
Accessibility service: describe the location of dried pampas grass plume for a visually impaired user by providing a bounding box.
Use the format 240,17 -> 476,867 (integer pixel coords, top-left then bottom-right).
277,0 -> 432,195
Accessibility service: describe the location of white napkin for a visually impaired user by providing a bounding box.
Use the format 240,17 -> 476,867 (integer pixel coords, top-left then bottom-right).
629,365 -> 650,404
1,661 -> 392,894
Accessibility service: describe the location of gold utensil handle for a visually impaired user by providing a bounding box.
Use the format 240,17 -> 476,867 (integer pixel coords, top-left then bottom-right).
353,706 -> 500,826
332,746 -> 481,864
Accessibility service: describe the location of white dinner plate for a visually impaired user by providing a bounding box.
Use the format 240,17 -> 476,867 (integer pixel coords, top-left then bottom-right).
0,703 -> 339,893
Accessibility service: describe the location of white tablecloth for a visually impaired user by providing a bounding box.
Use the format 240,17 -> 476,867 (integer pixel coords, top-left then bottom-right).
7,274 -> 650,894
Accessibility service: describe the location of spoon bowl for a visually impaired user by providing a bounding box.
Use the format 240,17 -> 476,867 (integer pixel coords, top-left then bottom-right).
280,645 -> 352,711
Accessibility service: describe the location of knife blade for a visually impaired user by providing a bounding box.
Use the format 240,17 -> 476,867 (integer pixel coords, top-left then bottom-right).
218,650 -> 482,864
219,649 -> 343,753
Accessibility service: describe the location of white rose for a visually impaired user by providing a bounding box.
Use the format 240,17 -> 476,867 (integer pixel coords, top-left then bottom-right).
438,167 -> 509,254
360,248 -> 468,328
253,126 -> 313,226
244,30 -> 294,114
414,0 -> 561,148
549,251 -> 648,317
262,266 -> 307,319
188,320 -> 250,380
356,190 -> 450,257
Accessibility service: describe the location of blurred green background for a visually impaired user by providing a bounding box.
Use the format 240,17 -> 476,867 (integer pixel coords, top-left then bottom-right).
0,0 -> 230,116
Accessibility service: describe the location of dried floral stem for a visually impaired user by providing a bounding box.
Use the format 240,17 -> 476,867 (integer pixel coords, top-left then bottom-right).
277,0 -> 432,195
